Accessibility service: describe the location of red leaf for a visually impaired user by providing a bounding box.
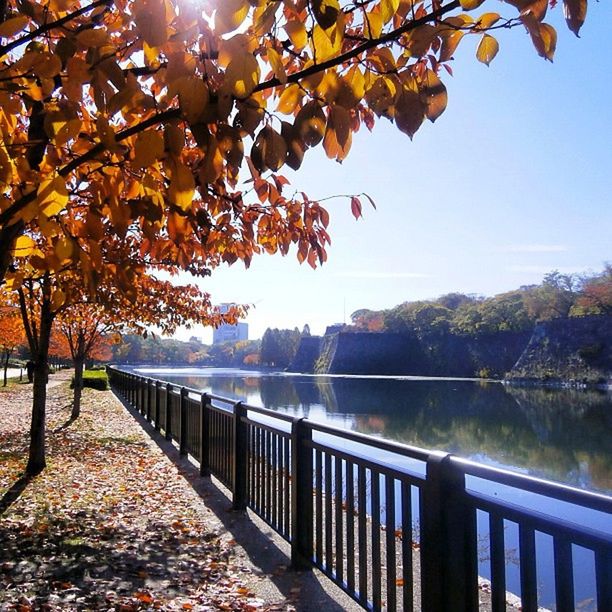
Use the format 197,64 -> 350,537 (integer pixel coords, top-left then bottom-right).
350,196 -> 362,220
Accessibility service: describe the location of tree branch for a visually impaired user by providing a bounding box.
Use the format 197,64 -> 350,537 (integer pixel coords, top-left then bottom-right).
0,0 -> 111,56
252,0 -> 461,96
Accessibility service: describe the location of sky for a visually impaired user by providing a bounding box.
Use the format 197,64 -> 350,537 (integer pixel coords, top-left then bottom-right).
176,3 -> 612,343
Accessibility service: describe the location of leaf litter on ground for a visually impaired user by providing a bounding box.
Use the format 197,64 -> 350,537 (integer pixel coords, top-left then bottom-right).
0,372 -> 267,611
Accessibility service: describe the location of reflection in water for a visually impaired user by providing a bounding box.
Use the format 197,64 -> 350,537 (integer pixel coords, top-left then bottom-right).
153,370 -> 612,493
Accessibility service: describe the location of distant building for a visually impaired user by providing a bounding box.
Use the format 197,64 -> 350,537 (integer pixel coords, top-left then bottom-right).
189,336 -> 202,345
213,303 -> 248,345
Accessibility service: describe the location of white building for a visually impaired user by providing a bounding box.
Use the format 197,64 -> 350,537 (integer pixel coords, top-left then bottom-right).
212,303 -> 248,345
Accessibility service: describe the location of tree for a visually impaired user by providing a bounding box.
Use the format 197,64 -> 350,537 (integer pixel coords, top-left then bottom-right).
0,0 -> 592,289
576,264 -> 612,315
14,254 -> 243,475
524,270 -> 579,320
55,304 -> 116,419
260,327 -> 302,368
0,293 -> 25,386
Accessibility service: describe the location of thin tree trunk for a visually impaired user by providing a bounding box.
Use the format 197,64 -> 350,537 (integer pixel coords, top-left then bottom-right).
72,357 -> 84,419
2,350 -> 8,387
25,300 -> 54,476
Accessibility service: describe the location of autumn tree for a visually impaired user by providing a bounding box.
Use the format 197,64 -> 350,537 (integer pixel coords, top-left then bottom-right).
55,303 -> 116,419
576,264 -> 612,315
0,0 -> 592,292
0,292 -> 25,386
13,242 -> 244,475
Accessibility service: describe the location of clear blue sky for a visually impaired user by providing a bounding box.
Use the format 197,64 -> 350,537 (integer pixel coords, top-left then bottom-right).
178,4 -> 612,343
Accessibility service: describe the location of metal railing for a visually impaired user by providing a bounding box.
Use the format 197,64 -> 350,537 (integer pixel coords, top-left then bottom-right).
108,367 -> 612,612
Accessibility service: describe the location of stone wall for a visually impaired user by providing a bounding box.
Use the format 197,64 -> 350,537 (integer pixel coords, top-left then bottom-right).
508,315 -> 612,384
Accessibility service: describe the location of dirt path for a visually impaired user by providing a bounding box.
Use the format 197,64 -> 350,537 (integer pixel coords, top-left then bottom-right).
0,373 -> 359,611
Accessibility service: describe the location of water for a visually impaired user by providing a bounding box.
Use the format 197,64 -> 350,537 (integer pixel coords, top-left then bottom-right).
137,367 -> 612,493
134,367 -> 612,609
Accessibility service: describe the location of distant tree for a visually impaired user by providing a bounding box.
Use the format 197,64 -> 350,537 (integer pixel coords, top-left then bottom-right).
302,324 -> 311,337
351,309 -> 385,331
0,294 -> 25,386
436,293 -> 478,311
55,304 -> 116,419
576,265 -> 612,315
260,328 -> 301,368
524,271 -> 579,320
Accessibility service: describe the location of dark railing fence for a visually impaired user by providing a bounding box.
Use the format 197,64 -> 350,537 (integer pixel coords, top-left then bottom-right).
108,367 -> 612,612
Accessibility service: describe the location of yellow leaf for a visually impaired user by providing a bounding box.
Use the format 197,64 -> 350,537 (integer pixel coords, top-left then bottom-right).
312,0 -> 340,30
54,237 -> 73,262
460,0 -> 486,10
32,53 -> 62,79
421,69 -> 447,122
285,21 -> 307,51
0,144 -> 14,186
174,76 -> 209,124
133,130 -> 165,169
12,235 -> 37,258
365,77 -> 397,117
475,12 -> 501,30
134,0 -> 168,47
0,15 -> 29,38
224,52 -> 260,98
364,10 -> 383,39
295,101 -> 326,147
49,118 -> 82,147
277,84 -> 302,115
250,126 -> 287,172
563,0 -> 587,37
522,15 -> 556,61
215,0 -> 249,35
310,25 -> 336,62
395,90 -> 425,139
169,161 -> 195,210
323,105 -> 352,161
51,289 -> 66,312
164,124 -> 185,157
380,0 -> 400,23
76,28 -> 108,48
267,47 -> 287,85
476,34 -> 499,66
37,176 -> 69,217
439,29 -> 464,62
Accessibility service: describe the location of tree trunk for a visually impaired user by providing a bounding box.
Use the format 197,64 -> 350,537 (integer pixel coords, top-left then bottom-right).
72,357 -> 84,419
2,350 -> 8,387
0,220 -> 24,287
25,301 -> 54,476
26,359 -> 48,475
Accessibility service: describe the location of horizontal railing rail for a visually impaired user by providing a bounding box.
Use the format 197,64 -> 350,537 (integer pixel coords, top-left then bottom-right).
107,367 -> 612,612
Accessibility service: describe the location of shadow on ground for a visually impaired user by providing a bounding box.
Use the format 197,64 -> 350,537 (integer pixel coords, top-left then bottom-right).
118,394 -> 361,611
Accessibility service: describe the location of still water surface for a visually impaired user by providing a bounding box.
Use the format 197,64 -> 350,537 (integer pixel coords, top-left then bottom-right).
137,367 -> 612,494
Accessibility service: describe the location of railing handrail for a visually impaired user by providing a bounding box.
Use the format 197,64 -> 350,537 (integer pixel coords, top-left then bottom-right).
452,455 -> 612,514
107,366 -> 612,612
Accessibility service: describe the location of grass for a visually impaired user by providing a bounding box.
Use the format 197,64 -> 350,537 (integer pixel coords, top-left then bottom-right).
71,369 -> 109,391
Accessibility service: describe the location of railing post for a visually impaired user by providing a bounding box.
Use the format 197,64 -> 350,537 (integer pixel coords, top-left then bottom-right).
139,377 -> 145,414
145,378 -> 153,423
232,402 -> 248,511
421,451 -> 478,612
179,387 -> 188,456
199,393 -> 210,476
165,383 -> 172,441
154,381 -> 161,431
291,417 -> 313,570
